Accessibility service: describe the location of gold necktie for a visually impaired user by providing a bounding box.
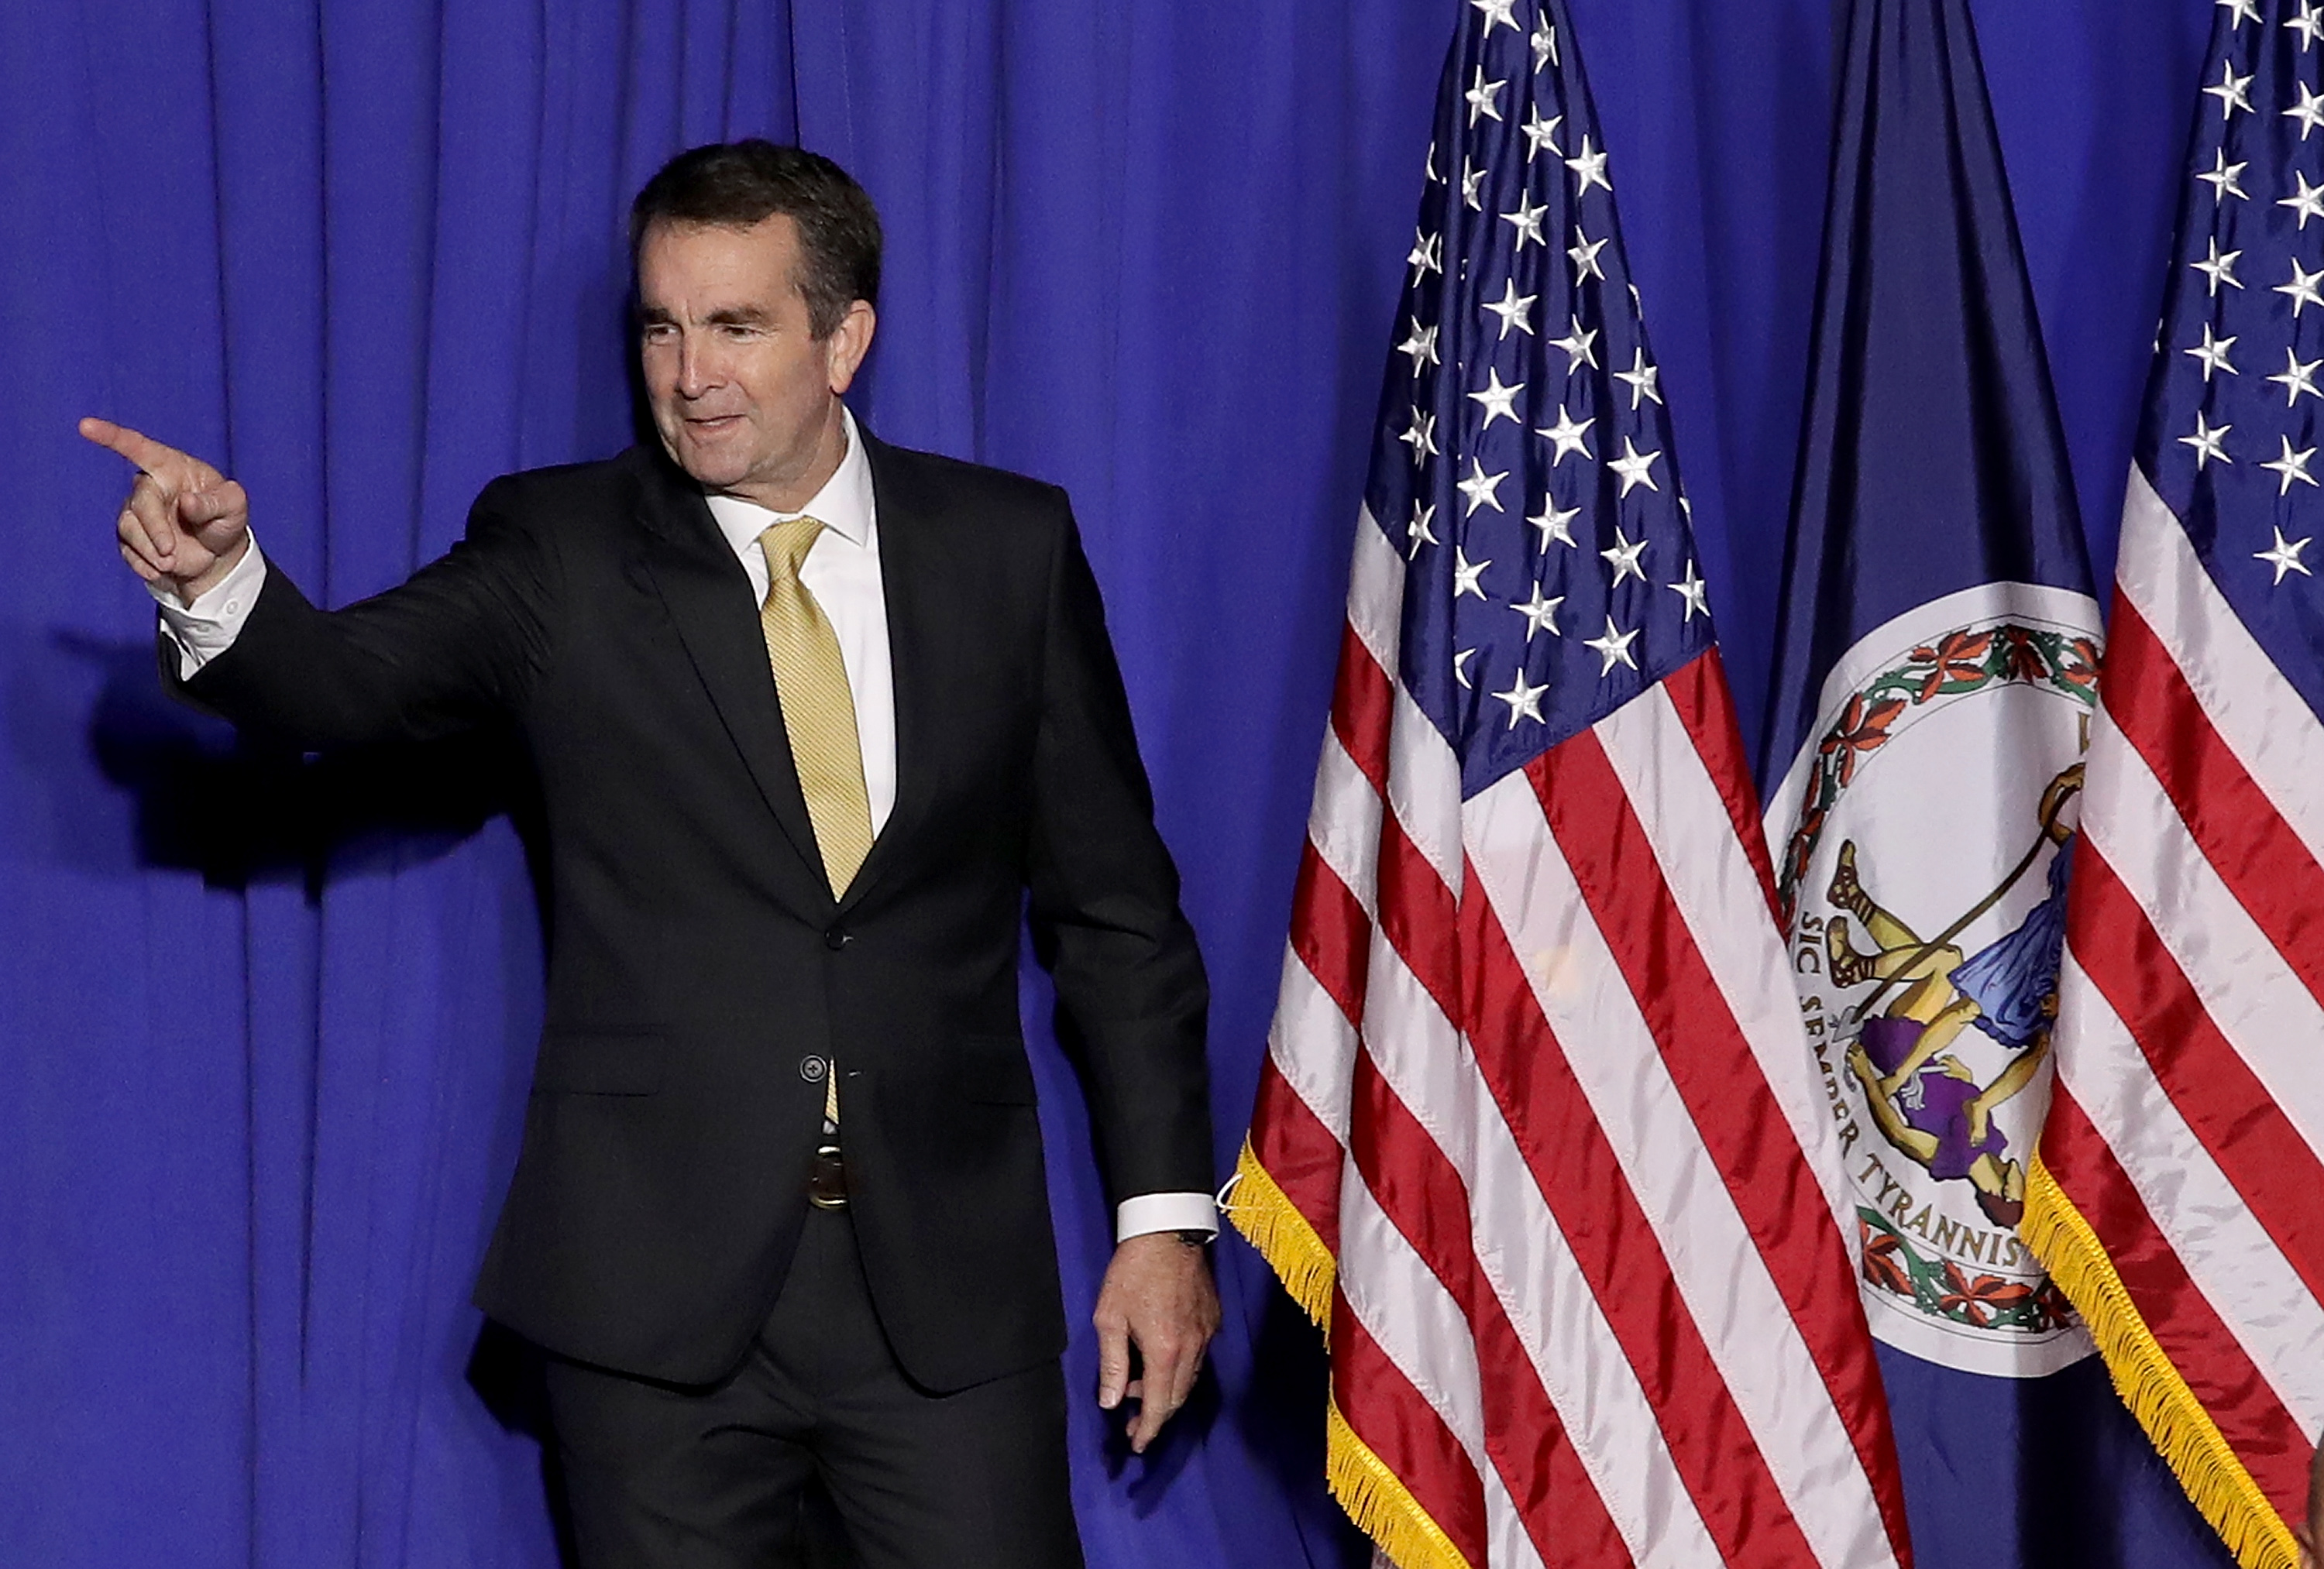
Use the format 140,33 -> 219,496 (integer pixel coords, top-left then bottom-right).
758,517 -> 875,898
758,517 -> 871,1130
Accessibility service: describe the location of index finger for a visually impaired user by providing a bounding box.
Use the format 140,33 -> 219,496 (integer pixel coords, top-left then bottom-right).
77,417 -> 213,485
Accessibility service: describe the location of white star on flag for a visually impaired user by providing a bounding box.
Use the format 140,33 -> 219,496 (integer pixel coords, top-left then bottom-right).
2199,148 -> 2250,200
1529,496 -> 1579,550
2283,171 -> 2324,229
1551,317 -> 1599,373
1530,9 -> 1556,70
2271,348 -> 2323,406
1468,367 -> 1525,429
2194,236 -> 2244,294
1567,227 -> 1607,281
1583,616 -> 1641,675
1481,279 -> 1536,339
2257,525 -> 2315,582
1406,502 -> 1438,556
1537,404 -> 1592,464
1511,582 -> 1563,638
1564,136 -> 1610,195
1397,319 -> 1439,374
2185,323 -> 2238,380
2181,410 -> 2233,468
1493,667 -> 1548,726
2288,81 -> 2324,139
1400,408 -> 1439,462
2278,258 -> 2324,315
2262,434 -> 2319,494
1668,561 -> 1710,621
1600,525 -> 1648,584
1501,194 -> 1549,249
2205,59 -> 2256,118
1614,348 -> 1663,407
1452,548 -> 1492,599
1457,457 -> 1510,515
1470,0 -> 1519,35
2292,0 -> 2324,49
1465,65 -> 1506,127
1608,437 -> 1662,495
1520,107 -> 1562,160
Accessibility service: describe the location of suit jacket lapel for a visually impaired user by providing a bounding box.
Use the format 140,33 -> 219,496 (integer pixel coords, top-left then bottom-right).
841,433 -> 947,915
624,450 -> 835,906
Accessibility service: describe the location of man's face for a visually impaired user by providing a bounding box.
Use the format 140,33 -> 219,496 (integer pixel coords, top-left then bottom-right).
635,215 -> 873,509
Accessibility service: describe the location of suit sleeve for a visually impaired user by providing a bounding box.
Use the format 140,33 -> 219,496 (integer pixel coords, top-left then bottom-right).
1024,506 -> 1215,1209
177,477 -> 558,747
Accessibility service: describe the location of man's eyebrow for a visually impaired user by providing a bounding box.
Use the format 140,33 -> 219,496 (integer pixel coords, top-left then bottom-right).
703,305 -> 772,326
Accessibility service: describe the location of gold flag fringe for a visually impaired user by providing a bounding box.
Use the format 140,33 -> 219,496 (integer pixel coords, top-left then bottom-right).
1327,1396 -> 1476,1569
1226,1138 -> 1336,1333
2022,1153 -> 2298,1569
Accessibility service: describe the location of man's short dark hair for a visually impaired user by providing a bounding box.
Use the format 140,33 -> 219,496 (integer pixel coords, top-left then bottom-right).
630,140 -> 882,339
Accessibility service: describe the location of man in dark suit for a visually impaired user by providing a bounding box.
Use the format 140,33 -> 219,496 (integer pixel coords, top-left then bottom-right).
84,140 -> 1219,1569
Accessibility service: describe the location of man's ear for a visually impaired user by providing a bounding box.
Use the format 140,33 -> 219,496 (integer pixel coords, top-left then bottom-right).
827,300 -> 877,396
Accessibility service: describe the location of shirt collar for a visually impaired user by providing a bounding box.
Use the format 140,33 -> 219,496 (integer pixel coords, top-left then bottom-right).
703,403 -> 876,558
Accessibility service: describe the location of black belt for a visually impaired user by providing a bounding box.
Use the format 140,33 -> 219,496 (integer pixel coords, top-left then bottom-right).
808,1142 -> 849,1210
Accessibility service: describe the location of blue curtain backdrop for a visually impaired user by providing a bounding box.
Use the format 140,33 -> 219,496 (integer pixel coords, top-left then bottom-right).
0,2 -> 2213,1566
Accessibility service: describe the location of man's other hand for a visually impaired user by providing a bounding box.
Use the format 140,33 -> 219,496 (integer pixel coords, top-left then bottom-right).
1093,1231 -> 1220,1453
80,418 -> 251,603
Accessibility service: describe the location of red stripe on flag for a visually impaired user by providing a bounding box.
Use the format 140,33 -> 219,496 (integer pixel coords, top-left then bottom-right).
1248,1055 -> 1345,1258
2040,1086 -> 2313,1518
2106,596 -> 2324,1016
1331,621 -> 1394,795
1331,1297 -> 1490,1567
1462,874 -> 1820,1569
1525,733 -> 1914,1562
2068,846 -> 2324,1305
1663,649 -> 1782,918
1348,1051 -> 1635,1569
1290,843 -> 1372,1028
1377,811 -> 1463,1031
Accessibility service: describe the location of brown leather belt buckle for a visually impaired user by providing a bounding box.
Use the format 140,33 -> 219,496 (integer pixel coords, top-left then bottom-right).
807,1144 -> 849,1210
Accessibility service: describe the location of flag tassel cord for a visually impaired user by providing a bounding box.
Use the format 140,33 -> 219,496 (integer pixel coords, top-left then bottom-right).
2022,1153 -> 2298,1569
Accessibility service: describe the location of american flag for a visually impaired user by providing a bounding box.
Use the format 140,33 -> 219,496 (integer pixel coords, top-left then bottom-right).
1229,4 -> 1913,1567
2028,4 -> 2324,1564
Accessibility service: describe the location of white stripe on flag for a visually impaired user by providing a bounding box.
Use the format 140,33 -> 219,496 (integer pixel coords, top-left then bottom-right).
1463,769 -> 1901,1569
1267,942 -> 1356,1148
1593,686 -> 1862,1247
2115,466 -> 2324,870
2079,715 -> 2324,1151
1359,924 -> 1722,1569
1308,723 -> 1383,920
2053,951 -> 2324,1431
1348,508 -> 1406,678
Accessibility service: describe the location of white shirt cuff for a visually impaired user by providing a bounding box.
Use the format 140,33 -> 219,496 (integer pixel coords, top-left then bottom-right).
1115,1191 -> 1217,1243
153,539 -> 268,678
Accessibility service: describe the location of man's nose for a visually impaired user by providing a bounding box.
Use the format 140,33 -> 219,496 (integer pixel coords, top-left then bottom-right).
676,334 -> 718,397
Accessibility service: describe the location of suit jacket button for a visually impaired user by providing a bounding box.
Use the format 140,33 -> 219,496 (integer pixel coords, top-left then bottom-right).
823,925 -> 850,951
799,1056 -> 828,1083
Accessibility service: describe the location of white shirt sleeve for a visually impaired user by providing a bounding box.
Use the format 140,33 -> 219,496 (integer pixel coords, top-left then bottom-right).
152,539 -> 270,680
1115,1191 -> 1218,1242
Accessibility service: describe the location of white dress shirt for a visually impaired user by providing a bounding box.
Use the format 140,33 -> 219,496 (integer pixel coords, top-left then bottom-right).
152,406 -> 1214,1244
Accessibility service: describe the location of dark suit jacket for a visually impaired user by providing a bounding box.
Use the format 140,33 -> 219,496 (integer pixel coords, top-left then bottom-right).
180,432 -> 1213,1391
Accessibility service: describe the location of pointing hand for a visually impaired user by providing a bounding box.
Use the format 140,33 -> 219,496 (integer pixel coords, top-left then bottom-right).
80,417 -> 251,603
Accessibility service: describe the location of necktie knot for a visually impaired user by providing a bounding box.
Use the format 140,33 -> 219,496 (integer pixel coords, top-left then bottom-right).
758,516 -> 826,589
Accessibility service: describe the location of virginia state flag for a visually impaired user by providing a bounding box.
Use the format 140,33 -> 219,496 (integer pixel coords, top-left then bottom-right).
1762,0 -> 2239,1565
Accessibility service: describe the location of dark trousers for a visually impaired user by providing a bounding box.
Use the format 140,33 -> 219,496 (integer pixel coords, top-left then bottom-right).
542,1208 -> 1085,1569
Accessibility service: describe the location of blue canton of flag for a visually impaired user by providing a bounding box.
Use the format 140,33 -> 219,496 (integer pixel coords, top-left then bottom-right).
1367,0 -> 1715,793
2147,0 -> 2324,675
